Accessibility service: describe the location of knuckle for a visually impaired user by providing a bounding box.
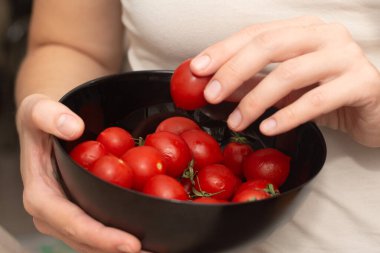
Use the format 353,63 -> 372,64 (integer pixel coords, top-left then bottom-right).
308,90 -> 325,108
254,31 -> 276,51
275,60 -> 301,81
329,22 -> 352,40
282,106 -> 299,122
223,61 -> 246,84
22,190 -> 40,217
33,218 -> 50,235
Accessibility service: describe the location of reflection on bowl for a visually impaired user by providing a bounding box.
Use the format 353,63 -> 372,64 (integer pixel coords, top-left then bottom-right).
52,71 -> 326,253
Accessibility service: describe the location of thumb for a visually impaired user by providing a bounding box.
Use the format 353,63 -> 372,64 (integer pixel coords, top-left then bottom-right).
17,94 -> 84,140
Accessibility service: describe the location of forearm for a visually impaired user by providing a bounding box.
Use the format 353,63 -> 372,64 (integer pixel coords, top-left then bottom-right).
15,44 -> 120,106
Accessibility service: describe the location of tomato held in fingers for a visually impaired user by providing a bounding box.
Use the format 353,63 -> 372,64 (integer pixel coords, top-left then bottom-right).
243,148 -> 291,187
232,189 -> 272,203
143,175 -> 189,201
170,59 -> 211,110
194,164 -> 241,201
121,146 -> 166,191
70,140 -> 107,169
96,126 -> 135,157
89,155 -> 134,189
180,129 -> 223,171
155,116 -> 200,135
145,131 -> 192,178
223,134 -> 254,178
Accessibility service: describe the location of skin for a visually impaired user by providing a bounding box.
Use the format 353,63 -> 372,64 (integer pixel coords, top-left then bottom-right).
191,16 -> 380,148
15,1 -> 144,253
14,5 -> 380,253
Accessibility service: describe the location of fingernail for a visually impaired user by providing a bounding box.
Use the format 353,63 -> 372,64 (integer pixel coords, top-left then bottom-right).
204,80 -> 221,101
117,244 -> 133,253
261,118 -> 277,132
57,114 -> 80,138
192,54 -> 211,71
228,109 -> 242,129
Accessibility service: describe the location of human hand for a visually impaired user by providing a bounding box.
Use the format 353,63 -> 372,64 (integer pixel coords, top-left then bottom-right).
191,16 -> 380,147
16,94 -> 144,253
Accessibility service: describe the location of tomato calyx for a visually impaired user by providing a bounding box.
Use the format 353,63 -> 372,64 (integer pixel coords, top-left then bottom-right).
181,160 -> 196,185
264,184 -> 280,196
229,132 -> 250,144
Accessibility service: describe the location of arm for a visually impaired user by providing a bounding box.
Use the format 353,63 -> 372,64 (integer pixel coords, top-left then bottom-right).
15,1 -> 142,252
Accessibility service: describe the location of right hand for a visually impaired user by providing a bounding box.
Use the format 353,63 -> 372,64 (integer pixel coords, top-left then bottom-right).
16,94 -> 143,253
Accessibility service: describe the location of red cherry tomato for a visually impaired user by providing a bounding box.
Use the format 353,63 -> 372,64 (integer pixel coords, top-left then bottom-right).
194,164 -> 241,201
96,126 -> 135,157
223,135 -> 254,178
145,131 -> 192,178
70,140 -> 107,169
243,148 -> 291,187
192,197 -> 228,204
235,179 -> 279,195
232,189 -> 272,203
180,129 -> 223,171
155,116 -> 200,135
170,59 -> 211,110
89,155 -> 134,189
121,146 -> 166,191
143,175 -> 189,201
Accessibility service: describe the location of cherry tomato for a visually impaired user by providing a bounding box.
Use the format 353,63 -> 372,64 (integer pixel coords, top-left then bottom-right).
143,175 -> 189,201
121,146 -> 166,191
223,134 -> 254,178
89,155 -> 134,189
235,179 -> 279,195
155,116 -> 200,135
70,140 -> 107,169
170,59 -> 211,110
232,189 -> 272,203
243,148 -> 291,187
192,197 -> 228,204
96,126 -> 135,157
180,129 -> 223,171
194,164 -> 241,201
145,131 -> 192,178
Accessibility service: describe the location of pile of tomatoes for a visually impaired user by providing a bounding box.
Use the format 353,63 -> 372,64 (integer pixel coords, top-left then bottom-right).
69,116 -> 291,204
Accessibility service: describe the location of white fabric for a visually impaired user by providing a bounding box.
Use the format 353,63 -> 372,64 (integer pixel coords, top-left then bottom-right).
120,1 -> 380,252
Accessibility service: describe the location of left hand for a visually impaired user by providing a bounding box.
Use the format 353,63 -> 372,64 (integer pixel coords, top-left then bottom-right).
190,16 -> 380,147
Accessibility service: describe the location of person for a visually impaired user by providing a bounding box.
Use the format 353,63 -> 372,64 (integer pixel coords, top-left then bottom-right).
15,1 -> 380,253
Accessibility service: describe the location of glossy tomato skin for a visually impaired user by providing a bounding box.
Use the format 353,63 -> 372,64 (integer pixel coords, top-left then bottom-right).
180,129 -> 223,171
235,179 -> 279,195
223,142 -> 254,178
145,131 -> 192,178
121,146 -> 166,191
243,148 -> 291,187
232,189 -> 272,203
70,140 -> 107,169
96,126 -> 135,157
143,175 -> 189,201
89,155 -> 134,189
194,164 -> 241,201
155,116 -> 200,135
170,59 -> 211,110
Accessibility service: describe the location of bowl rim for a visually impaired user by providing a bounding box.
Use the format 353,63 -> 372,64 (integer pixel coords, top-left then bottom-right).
53,70 -> 327,207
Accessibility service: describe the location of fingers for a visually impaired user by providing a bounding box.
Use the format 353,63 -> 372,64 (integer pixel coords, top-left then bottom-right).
191,16 -> 324,75
227,50 -> 342,131
259,75 -> 356,135
17,94 -> 84,140
31,196 -> 142,253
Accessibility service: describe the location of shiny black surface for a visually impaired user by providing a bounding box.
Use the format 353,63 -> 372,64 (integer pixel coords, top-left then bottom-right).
53,71 -> 327,253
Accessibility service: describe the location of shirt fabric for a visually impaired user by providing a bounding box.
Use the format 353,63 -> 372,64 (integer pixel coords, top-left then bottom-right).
120,1 -> 380,252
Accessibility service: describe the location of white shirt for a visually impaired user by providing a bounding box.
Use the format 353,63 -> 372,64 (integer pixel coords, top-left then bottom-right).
120,1 -> 380,252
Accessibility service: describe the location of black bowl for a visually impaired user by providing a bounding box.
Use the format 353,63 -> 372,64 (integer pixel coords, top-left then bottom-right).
52,71 -> 326,253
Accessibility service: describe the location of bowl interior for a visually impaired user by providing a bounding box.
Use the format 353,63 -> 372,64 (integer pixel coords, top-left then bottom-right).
53,70 -> 327,253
